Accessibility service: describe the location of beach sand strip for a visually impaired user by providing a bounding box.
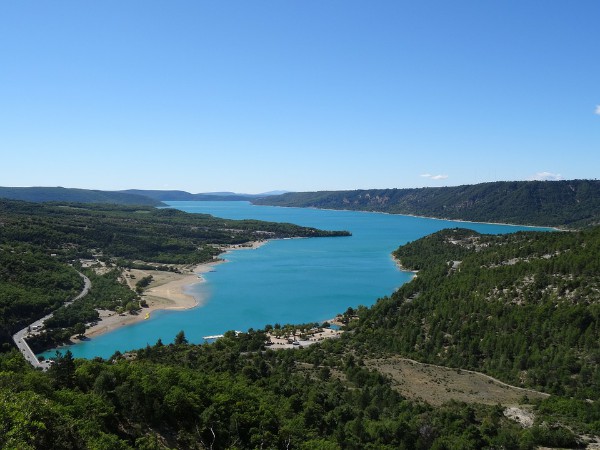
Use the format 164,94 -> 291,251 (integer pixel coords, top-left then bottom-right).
81,241 -> 267,339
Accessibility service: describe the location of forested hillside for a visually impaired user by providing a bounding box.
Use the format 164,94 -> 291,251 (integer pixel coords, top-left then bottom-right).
0,244 -> 83,347
0,328 -> 585,449
0,186 -> 163,206
0,200 -> 348,264
254,180 -> 600,228
352,227 -> 600,400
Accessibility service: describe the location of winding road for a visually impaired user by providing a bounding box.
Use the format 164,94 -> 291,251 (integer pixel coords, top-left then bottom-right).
12,271 -> 91,370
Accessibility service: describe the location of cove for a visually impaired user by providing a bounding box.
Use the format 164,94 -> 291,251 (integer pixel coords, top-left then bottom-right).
43,201 -> 551,359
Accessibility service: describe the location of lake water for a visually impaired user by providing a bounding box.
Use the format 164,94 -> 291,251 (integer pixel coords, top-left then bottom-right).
43,201 -> 550,359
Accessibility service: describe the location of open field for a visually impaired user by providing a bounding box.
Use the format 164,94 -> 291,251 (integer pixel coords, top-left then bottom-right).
367,356 -> 549,406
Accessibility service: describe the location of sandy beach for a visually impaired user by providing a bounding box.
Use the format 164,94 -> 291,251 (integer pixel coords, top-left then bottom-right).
81,241 -> 267,339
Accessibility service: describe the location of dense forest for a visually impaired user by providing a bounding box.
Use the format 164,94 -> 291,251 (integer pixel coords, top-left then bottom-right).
253,180 -> 600,228
351,227 -> 600,397
3,197 -> 600,447
0,186 -> 163,206
0,328 -> 585,449
0,243 -> 83,347
0,200 -> 348,264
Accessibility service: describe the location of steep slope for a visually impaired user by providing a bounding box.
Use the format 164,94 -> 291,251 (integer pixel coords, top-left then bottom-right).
254,180 -> 600,228
352,227 -> 600,399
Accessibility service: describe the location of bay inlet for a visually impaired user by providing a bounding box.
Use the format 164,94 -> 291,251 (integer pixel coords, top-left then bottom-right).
42,201 -> 550,359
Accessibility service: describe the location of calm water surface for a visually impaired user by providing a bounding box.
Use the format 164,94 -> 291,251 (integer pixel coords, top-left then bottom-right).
43,202 -> 549,359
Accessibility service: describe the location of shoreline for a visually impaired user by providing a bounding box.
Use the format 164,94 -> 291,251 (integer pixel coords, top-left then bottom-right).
66,201 -> 543,345
391,254 -> 418,279
252,203 -> 561,231
79,240 -> 267,340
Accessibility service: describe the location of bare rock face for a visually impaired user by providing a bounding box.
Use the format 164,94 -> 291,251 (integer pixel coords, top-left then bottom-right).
504,406 -> 535,428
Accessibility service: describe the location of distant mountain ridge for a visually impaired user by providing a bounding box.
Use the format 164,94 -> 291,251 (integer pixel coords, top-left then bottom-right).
121,189 -> 259,202
253,180 -> 600,228
0,186 -> 163,206
4,182 -> 600,228
0,187 -> 289,206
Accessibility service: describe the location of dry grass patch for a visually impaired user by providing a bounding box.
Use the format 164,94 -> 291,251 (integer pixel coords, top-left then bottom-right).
367,356 -> 549,407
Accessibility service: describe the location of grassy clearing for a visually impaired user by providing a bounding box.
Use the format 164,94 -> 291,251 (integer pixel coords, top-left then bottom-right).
367,356 -> 549,406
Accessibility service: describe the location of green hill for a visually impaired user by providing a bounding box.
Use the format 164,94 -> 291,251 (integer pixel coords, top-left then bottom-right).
0,186 -> 163,206
254,180 -> 600,228
352,227 -> 600,400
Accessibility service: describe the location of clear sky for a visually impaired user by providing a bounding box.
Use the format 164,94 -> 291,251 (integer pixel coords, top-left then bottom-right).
1,1 -> 598,193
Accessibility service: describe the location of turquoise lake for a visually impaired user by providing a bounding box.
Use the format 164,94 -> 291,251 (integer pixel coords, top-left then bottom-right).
44,201 -> 550,359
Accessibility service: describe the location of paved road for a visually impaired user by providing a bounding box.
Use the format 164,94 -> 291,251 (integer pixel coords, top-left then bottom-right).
12,271 -> 91,370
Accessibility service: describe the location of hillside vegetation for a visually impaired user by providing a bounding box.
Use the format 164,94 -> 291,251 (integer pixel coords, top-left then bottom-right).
352,227 -> 600,400
253,180 -> 600,228
0,243 -> 83,347
0,200 -> 348,265
0,186 -> 163,206
1,328 -> 584,449
2,199 -> 600,447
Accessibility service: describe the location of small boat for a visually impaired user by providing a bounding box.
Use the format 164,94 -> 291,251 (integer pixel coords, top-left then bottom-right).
203,334 -> 224,340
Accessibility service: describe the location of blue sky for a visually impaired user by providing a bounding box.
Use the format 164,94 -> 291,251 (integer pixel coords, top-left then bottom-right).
1,1 -> 598,193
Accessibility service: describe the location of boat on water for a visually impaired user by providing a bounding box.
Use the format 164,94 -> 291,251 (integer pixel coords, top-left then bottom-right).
203,334 -> 224,340
203,331 -> 242,340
